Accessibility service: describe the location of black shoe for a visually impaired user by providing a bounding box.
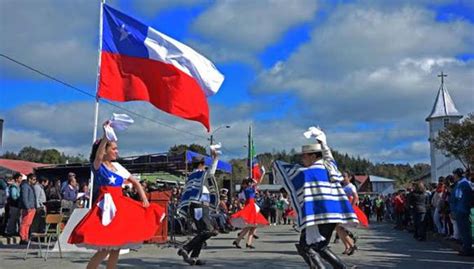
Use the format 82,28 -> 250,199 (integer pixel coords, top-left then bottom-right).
233,241 -> 241,249
246,243 -> 255,249
177,248 -> 189,262
253,235 -> 259,239
19,240 -> 29,245
458,251 -> 473,256
194,259 -> 206,266
347,246 -> 357,256
186,257 -> 197,266
319,247 -> 347,269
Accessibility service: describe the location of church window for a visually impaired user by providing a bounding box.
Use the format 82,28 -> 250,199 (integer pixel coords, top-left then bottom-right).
443,118 -> 449,127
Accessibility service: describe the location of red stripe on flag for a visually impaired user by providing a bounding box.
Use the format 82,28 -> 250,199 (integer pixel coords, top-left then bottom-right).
98,52 -> 211,131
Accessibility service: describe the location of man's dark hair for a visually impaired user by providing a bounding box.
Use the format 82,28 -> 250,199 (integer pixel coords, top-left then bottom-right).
452,168 -> 464,177
26,173 -> 36,180
13,173 -> 22,180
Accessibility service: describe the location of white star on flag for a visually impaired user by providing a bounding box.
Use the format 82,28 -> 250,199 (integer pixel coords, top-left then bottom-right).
119,24 -> 130,41
108,175 -> 117,184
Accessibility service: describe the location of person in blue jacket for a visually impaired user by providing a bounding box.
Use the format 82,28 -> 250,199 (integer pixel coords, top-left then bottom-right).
450,168 -> 473,256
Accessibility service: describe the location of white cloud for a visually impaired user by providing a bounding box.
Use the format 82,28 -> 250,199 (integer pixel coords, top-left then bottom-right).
189,0 -> 318,64
0,1 -> 101,82
250,3 -> 474,164
132,0 -> 209,17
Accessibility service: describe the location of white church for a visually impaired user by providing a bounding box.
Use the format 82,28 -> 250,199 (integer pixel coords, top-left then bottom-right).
426,72 -> 464,184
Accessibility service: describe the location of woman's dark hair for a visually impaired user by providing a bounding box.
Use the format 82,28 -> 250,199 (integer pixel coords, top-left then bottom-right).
414,181 -> 425,192
89,138 -> 112,162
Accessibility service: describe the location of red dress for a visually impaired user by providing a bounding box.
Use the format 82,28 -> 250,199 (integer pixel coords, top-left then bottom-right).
68,164 -> 165,249
230,187 -> 269,228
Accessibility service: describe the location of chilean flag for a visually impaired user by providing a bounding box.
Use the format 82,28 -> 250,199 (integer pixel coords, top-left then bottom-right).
98,4 -> 224,131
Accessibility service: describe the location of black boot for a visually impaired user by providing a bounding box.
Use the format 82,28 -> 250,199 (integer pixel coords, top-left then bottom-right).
295,244 -> 326,269
318,247 -> 347,269
307,247 -> 327,269
295,244 -> 314,268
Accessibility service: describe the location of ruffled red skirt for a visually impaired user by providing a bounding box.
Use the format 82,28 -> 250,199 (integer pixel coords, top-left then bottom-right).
230,198 -> 269,228
68,186 -> 165,249
353,205 -> 369,227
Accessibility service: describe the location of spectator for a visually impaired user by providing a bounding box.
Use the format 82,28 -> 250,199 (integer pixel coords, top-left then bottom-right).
431,179 -> 446,234
393,191 -> 405,229
0,175 -> 8,224
374,195 -> 384,222
269,194 -> 277,225
450,168 -> 473,256
409,181 -> 427,241
0,174 -> 9,234
276,193 -> 285,225
45,179 -> 62,201
61,173 -> 78,213
4,173 -> 22,236
31,178 -> 47,233
19,173 -> 37,244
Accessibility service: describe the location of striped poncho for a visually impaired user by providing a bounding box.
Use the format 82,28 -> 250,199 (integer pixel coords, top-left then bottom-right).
273,158 -> 358,229
177,169 -> 219,217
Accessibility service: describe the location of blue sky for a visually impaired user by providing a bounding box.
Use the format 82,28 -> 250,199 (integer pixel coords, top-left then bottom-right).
1,0 -> 473,165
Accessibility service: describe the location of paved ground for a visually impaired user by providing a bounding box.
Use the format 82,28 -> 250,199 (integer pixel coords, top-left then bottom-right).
0,222 -> 473,268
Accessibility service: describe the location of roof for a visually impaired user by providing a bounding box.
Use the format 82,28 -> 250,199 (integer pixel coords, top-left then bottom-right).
0,159 -> 50,175
426,78 -> 462,121
354,175 -> 369,185
257,184 -> 283,191
369,175 -> 395,182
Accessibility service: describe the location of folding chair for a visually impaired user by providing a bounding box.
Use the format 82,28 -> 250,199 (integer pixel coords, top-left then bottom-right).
24,214 -> 63,260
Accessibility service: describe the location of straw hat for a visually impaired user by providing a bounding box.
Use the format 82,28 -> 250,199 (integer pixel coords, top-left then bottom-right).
300,143 -> 322,154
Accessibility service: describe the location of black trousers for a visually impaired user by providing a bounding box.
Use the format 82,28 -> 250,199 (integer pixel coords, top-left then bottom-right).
299,223 -> 336,251
184,204 -> 214,258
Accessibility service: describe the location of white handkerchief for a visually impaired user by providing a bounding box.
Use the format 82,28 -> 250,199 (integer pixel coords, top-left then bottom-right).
110,113 -> 134,131
303,126 -> 327,145
194,208 -> 203,221
210,142 -> 222,155
105,124 -> 118,142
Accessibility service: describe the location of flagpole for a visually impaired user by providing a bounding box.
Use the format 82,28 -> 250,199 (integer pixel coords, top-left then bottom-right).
89,0 -> 105,209
248,124 -> 252,180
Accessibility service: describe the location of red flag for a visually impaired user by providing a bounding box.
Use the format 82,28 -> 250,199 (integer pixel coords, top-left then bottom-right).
98,4 -> 224,131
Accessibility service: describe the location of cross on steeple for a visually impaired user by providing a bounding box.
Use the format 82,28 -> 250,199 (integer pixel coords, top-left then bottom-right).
438,72 -> 447,86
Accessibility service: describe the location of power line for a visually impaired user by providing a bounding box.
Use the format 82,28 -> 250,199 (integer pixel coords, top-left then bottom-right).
0,53 -> 209,141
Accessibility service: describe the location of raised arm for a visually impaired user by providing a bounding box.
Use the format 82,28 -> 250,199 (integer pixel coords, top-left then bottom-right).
209,149 -> 219,176
93,121 -> 110,170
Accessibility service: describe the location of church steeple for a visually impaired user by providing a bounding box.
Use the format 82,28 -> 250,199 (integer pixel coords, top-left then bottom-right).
426,72 -> 462,121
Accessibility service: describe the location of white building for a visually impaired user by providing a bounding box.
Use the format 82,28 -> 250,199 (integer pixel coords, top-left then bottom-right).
370,175 -> 395,195
426,73 -> 463,184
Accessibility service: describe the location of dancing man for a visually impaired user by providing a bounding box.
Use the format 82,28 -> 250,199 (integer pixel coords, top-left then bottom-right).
177,149 -> 219,266
273,127 -> 358,269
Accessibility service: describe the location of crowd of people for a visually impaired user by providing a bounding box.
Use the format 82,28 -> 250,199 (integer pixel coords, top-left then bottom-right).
0,172 -> 90,244
350,168 -> 473,256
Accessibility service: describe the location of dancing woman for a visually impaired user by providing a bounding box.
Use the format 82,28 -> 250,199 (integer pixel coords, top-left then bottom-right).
231,178 -> 269,249
335,171 -> 368,256
68,121 -> 165,269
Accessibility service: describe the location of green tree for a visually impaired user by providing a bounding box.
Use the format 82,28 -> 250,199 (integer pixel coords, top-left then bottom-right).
189,144 -> 207,155
18,146 -> 42,162
40,149 -> 62,164
434,113 -> 474,169
1,151 -> 18,160
168,144 -> 207,156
